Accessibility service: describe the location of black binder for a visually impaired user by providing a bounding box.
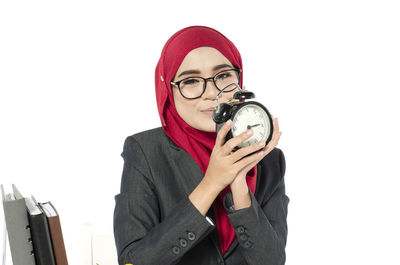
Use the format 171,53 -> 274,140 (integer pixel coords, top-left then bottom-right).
25,195 -> 56,265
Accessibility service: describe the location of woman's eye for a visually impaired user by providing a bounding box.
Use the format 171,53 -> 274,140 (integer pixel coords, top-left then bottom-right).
182,78 -> 199,86
216,73 -> 232,80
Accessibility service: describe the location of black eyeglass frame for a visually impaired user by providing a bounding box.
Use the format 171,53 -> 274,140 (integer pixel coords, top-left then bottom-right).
170,68 -> 242,99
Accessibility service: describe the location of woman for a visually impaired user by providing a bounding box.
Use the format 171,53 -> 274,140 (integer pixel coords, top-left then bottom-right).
113,25 -> 289,265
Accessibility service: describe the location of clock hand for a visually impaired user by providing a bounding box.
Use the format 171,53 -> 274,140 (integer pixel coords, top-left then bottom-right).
247,124 -> 261,129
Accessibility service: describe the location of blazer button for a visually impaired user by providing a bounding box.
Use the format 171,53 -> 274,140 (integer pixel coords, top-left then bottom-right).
237,226 -> 245,233
179,238 -> 188,248
172,245 -> 180,254
243,241 -> 253,248
187,231 -> 196,241
239,234 -> 248,241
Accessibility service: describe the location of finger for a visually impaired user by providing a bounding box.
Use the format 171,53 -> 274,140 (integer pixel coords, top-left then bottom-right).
243,155 -> 261,173
268,118 -> 280,144
215,119 -> 233,148
237,159 -> 259,178
274,130 -> 282,145
272,118 -> 282,144
269,131 -> 280,149
233,147 -> 264,171
270,117 -> 278,137
223,128 -> 253,155
230,139 -> 266,163
246,160 -> 260,173
263,131 -> 282,155
274,117 -> 279,135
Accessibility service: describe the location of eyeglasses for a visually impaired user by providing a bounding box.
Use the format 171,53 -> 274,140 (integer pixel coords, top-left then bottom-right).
170,68 -> 242,99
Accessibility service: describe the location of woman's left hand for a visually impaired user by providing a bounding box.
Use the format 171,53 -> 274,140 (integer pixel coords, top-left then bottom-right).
230,116 -> 282,187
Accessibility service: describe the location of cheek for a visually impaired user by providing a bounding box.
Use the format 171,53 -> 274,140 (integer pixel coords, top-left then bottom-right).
224,90 -> 237,100
177,101 -> 193,115
173,94 -> 199,117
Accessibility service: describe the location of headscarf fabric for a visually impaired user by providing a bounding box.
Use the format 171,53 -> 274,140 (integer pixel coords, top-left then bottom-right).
154,25 -> 257,255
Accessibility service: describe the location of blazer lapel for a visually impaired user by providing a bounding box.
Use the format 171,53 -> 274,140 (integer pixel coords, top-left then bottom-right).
165,138 -> 225,255
165,137 -> 205,197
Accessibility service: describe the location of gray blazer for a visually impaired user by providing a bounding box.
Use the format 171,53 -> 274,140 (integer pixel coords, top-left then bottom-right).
113,127 -> 289,265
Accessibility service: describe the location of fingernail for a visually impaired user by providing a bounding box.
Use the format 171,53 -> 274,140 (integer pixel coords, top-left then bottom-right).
226,120 -> 232,125
258,141 -> 265,147
246,130 -> 253,135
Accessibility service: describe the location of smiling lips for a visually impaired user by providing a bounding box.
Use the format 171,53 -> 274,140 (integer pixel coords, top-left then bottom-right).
201,107 -> 216,112
200,108 -> 215,116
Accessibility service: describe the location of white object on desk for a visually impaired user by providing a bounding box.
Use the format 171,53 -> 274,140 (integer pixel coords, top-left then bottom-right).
82,223 -> 118,265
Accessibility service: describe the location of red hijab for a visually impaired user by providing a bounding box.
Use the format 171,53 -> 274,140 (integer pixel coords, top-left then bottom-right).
154,25 -> 257,254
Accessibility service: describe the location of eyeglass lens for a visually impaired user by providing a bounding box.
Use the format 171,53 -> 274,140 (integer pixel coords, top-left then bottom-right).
179,70 -> 239,98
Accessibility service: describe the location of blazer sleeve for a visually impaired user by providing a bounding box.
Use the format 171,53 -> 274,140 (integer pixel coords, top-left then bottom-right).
223,148 -> 290,265
113,136 -> 216,265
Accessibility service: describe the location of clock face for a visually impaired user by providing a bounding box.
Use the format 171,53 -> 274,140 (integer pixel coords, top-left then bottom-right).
231,103 -> 272,148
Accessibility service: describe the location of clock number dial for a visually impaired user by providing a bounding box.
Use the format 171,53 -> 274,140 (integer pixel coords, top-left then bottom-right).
231,103 -> 271,148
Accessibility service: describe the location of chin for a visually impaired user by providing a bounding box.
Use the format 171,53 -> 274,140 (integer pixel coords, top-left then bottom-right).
187,115 -> 216,132
203,122 -> 217,132
203,127 -> 216,133
192,122 -> 216,132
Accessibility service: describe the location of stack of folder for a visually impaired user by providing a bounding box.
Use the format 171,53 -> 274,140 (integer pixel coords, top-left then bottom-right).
1,184 -> 68,265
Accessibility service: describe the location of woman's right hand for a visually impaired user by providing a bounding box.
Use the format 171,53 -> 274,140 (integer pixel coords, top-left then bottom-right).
203,119 -> 266,192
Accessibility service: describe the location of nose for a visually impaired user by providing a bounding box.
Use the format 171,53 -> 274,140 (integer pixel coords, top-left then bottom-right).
202,78 -> 219,99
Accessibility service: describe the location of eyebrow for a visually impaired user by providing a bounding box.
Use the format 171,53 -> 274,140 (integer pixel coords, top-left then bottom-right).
177,64 -> 233,79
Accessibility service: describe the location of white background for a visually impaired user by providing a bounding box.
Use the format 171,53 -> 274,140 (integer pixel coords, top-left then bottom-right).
1,0 -> 400,264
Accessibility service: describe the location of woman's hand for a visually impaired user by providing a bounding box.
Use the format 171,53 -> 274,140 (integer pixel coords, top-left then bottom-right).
204,118 -> 276,193
231,116 -> 282,187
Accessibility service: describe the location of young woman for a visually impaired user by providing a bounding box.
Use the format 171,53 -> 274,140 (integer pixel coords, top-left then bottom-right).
113,25 -> 289,265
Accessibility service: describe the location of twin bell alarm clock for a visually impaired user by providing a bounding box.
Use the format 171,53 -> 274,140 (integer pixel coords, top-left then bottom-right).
212,83 -> 274,154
